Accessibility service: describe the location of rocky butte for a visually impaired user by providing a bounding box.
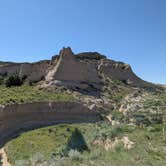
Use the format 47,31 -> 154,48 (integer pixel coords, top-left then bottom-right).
0,47 -> 163,146
0,47 -> 156,93
0,47 -> 166,166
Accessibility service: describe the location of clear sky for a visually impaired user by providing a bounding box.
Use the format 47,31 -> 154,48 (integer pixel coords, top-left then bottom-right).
0,0 -> 165,84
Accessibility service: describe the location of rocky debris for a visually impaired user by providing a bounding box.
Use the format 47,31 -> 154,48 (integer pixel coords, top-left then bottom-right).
121,136 -> 134,150
73,92 -> 114,112
118,90 -> 166,125
118,90 -> 146,113
106,114 -> 120,125
0,148 -> 11,166
93,136 -> 134,151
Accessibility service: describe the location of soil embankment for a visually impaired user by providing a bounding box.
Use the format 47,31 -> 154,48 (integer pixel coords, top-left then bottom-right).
0,101 -> 100,147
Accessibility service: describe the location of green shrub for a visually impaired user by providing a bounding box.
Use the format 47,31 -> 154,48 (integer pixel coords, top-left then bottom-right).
132,113 -> 163,126
147,124 -> 163,132
121,124 -> 136,133
132,114 -> 151,126
68,150 -> 82,161
95,123 -> 123,139
113,141 -> 124,153
5,74 -> 23,87
111,111 -> 125,121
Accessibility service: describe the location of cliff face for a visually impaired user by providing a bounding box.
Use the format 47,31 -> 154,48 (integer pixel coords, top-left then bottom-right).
0,102 -> 100,146
0,47 -> 156,90
98,59 -> 154,87
42,47 -> 154,91
45,47 -> 100,83
0,60 -> 50,83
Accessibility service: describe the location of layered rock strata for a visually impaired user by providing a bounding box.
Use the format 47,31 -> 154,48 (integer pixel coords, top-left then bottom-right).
0,102 -> 100,146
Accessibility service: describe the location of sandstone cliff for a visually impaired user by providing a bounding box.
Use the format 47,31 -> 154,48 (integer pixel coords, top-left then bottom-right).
42,47 -> 156,93
0,47 -> 157,92
0,102 -> 100,146
0,60 -> 50,83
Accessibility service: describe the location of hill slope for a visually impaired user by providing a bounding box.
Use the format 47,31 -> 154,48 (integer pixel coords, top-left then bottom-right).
0,47 -> 165,166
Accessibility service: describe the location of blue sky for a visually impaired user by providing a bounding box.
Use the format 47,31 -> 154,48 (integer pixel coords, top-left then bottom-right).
0,0 -> 165,84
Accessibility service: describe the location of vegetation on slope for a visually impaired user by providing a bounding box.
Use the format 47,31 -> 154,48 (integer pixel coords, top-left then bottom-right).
118,91 -> 166,126
5,123 -> 166,166
102,77 -> 133,104
0,85 -> 75,105
1,73 -> 165,166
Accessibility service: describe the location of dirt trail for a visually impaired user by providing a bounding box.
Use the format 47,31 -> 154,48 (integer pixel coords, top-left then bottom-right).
0,148 -> 11,166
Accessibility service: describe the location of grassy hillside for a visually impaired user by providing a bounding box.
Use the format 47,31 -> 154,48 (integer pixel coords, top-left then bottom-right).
5,123 -> 166,166
1,76 -> 165,166
0,85 -> 75,105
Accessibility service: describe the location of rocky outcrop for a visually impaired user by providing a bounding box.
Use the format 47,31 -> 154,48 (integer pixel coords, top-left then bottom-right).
0,60 -> 50,82
42,47 -> 102,95
98,59 -> 154,87
0,102 -> 100,146
43,47 -> 156,91
0,47 -> 158,90
76,52 -> 106,60
45,47 -> 101,84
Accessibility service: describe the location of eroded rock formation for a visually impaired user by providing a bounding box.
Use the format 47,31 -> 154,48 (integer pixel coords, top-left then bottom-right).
0,60 -> 50,82
98,59 -> 152,87
0,47 -> 155,90
0,102 -> 100,146
0,47 -> 160,146
46,47 -> 100,83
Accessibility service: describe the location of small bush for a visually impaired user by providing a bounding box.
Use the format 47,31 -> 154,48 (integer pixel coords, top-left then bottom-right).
121,124 -> 136,133
68,150 -> 82,161
147,124 -> 163,132
113,141 -> 124,153
95,123 -> 123,139
111,111 -> 125,121
5,74 -> 23,87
